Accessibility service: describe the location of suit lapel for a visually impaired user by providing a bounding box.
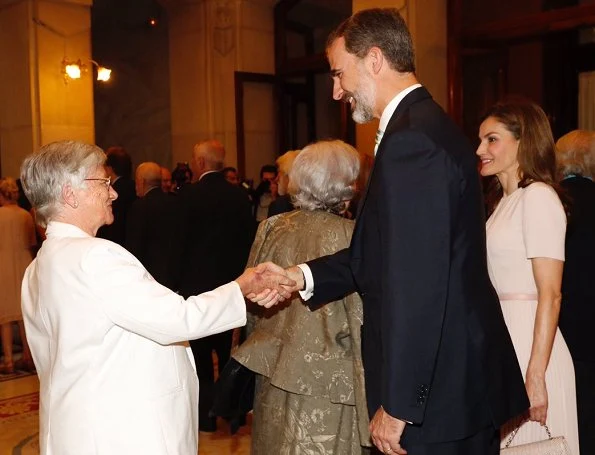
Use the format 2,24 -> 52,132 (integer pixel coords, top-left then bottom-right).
354,87 -> 432,224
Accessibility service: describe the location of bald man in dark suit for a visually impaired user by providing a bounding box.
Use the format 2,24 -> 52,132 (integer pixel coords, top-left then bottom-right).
125,162 -> 183,291
178,140 -> 255,432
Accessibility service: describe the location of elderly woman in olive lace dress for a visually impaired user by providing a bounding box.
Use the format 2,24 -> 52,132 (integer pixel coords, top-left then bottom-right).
233,139 -> 371,454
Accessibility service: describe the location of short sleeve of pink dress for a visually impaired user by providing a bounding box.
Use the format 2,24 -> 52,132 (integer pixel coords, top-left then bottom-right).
522,183 -> 566,260
486,183 -> 579,454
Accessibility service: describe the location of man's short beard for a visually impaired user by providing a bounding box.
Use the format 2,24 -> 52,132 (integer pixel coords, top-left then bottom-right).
350,72 -> 376,124
352,98 -> 375,124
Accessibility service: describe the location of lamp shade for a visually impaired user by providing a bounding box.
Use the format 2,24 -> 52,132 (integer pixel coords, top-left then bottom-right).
96,66 -> 111,82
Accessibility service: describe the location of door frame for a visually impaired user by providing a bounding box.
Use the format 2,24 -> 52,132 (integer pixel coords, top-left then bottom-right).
234,71 -> 278,179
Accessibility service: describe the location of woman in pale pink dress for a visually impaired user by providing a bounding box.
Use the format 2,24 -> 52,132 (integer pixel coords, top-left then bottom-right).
476,98 -> 579,454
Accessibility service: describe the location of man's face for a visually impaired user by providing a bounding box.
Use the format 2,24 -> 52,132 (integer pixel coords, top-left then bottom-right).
161,168 -> 173,192
261,171 -> 276,183
224,170 -> 239,185
328,37 -> 376,124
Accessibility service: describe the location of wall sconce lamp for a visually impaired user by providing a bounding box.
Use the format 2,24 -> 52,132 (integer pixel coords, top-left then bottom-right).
91,60 -> 112,82
62,58 -> 112,82
63,59 -> 83,79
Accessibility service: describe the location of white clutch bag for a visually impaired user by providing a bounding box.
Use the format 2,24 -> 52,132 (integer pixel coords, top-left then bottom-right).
501,424 -> 571,455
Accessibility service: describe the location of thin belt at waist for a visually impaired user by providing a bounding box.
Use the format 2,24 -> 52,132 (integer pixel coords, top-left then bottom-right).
498,293 -> 538,301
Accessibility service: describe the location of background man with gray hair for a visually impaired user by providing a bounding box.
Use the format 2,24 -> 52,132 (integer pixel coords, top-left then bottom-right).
125,162 -> 183,291
556,129 -> 595,453
179,139 -> 255,432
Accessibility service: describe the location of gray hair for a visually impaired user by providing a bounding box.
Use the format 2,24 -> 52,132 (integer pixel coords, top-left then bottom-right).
136,162 -> 162,188
555,130 -> 595,179
20,140 -> 106,227
288,139 -> 360,214
193,140 -> 225,171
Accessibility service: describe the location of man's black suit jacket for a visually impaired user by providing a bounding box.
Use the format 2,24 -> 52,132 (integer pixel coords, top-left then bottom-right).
125,188 -> 184,291
178,172 -> 255,297
307,87 -> 528,444
559,176 -> 595,363
97,176 -> 137,246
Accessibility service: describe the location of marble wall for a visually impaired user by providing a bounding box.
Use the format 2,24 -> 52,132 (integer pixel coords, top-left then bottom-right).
238,1 -> 278,180
0,0 -> 94,179
0,0 -> 35,179
0,0 -> 450,182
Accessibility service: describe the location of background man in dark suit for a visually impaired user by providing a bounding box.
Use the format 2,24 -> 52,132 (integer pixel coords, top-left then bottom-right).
160,166 -> 174,193
264,8 -> 528,455
252,164 -> 277,222
125,162 -> 183,291
556,129 -> 595,454
178,140 -> 255,432
97,146 -> 137,246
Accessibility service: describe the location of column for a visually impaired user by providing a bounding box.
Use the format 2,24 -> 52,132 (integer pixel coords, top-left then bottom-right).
0,0 -> 94,178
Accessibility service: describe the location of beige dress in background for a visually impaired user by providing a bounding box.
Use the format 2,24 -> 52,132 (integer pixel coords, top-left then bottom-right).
233,210 -> 371,455
486,183 -> 579,454
0,204 -> 35,324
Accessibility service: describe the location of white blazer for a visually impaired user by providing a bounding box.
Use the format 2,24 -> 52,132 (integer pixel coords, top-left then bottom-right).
21,222 -> 246,455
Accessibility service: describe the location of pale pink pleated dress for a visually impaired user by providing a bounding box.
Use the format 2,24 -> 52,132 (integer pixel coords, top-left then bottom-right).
486,182 -> 579,455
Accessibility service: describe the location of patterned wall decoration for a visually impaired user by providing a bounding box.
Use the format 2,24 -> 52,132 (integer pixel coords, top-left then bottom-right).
214,1 -> 235,56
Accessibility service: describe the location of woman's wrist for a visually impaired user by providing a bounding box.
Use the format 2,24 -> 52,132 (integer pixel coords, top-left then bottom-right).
526,367 -> 546,381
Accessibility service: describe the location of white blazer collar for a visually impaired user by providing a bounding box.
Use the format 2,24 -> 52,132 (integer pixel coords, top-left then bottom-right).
46,221 -> 92,239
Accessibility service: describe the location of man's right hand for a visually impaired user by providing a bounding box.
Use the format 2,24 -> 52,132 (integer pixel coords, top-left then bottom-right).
235,262 -> 296,308
244,263 -> 305,307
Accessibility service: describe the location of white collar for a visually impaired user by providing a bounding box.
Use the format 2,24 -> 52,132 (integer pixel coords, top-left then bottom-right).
378,84 -> 422,133
198,170 -> 219,181
46,221 -> 91,238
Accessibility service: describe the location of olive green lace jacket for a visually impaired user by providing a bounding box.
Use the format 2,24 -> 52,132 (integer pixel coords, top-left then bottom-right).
233,209 -> 371,448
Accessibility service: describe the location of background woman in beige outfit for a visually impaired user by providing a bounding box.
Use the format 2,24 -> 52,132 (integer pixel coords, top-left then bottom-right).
234,140 -> 371,454
476,98 -> 579,454
0,177 -> 35,373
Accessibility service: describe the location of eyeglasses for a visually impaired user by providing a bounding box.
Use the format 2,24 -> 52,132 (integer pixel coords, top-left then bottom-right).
84,177 -> 111,188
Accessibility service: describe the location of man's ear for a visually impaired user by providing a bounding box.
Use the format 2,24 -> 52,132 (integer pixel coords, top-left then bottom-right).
62,183 -> 78,209
367,46 -> 384,75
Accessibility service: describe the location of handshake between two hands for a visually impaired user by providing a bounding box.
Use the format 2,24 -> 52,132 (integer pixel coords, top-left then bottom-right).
235,263 -> 305,308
